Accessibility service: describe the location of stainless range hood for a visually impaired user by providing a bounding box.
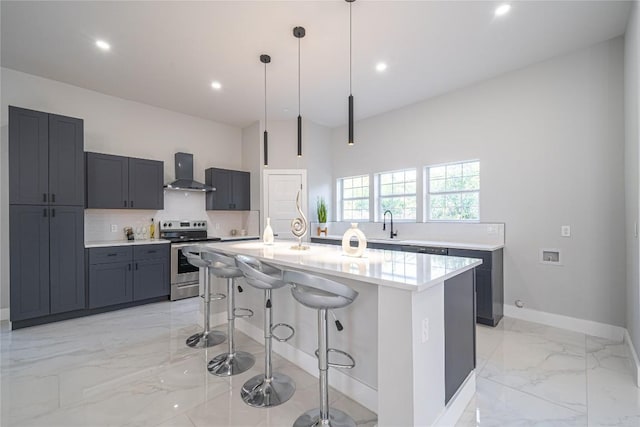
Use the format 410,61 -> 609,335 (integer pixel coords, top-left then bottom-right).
164,152 -> 213,192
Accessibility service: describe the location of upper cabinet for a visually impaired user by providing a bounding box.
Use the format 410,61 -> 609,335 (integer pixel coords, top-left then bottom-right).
205,167 -> 250,210
9,106 -> 84,206
86,152 -> 163,210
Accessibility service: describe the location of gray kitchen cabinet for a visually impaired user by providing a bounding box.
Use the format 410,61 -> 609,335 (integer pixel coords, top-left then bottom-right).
444,268 -> 476,404
9,205 -> 85,321
205,168 -> 250,210
9,106 -> 84,207
89,249 -> 134,309
86,152 -> 128,208
9,205 -> 50,321
88,244 -> 169,308
86,152 -> 164,210
132,244 -> 170,300
448,248 -> 503,326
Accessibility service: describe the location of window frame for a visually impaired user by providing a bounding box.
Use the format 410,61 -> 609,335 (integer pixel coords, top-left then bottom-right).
374,168 -> 418,222
337,174 -> 370,222
425,159 -> 480,223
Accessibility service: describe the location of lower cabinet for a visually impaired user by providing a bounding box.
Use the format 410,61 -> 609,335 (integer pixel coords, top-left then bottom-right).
444,268 -> 476,404
88,244 -> 169,309
10,205 -> 85,322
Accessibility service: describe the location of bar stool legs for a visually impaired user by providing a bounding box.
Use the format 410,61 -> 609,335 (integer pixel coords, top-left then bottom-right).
186,267 -> 225,348
207,277 -> 255,376
293,309 -> 356,427
241,289 -> 295,407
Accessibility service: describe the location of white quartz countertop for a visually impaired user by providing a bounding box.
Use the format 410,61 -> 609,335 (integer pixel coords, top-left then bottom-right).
85,239 -> 171,248
200,240 -> 482,292
313,235 -> 504,251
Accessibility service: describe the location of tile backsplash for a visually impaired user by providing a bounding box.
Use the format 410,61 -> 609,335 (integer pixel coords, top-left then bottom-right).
85,190 -> 260,242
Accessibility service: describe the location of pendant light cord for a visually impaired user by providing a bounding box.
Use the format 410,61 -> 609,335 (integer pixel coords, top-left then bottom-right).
349,1 -> 352,96
264,62 -> 267,126
298,36 -> 301,116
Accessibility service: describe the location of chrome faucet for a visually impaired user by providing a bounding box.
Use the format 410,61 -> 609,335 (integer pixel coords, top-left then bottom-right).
382,210 -> 398,239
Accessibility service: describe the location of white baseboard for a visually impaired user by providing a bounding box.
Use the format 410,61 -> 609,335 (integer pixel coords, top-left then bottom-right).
0,308 -> 8,321
235,318 -> 378,413
434,372 -> 476,427
504,304 -> 625,341
624,329 -> 640,388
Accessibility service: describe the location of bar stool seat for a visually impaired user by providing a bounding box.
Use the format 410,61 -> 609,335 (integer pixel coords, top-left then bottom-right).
283,270 -> 359,427
182,246 -> 226,349
203,250 -> 255,376
235,255 -> 296,408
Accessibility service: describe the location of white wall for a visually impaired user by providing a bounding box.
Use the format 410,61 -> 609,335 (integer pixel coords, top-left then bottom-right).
0,67 -> 244,312
331,38 -> 626,327
625,2 -> 640,356
244,118 -> 333,226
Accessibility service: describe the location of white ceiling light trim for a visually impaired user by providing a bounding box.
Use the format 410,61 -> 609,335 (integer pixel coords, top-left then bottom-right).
494,4 -> 511,17
210,81 -> 222,90
95,40 -> 110,51
375,62 -> 387,72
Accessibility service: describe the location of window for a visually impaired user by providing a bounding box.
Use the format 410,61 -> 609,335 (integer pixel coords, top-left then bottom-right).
376,169 -> 416,220
338,175 -> 370,221
427,160 -> 479,221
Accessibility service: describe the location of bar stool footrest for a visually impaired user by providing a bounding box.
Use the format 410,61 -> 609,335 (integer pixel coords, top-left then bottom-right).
234,307 -> 254,318
314,348 -> 356,369
200,293 -> 226,301
271,323 -> 295,342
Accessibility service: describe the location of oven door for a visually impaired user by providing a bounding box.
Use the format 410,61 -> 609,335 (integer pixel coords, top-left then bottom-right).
171,244 -> 200,285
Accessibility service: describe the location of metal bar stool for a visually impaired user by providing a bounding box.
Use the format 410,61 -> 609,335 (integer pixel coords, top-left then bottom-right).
235,255 -> 296,408
182,245 -> 226,348
202,249 -> 255,376
283,270 -> 359,427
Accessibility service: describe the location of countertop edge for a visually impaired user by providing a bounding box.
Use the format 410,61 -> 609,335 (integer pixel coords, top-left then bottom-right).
85,239 -> 171,248
312,235 -> 504,251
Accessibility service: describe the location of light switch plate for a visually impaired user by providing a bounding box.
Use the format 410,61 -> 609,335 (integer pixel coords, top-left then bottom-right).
561,225 -> 570,237
110,224 -> 118,233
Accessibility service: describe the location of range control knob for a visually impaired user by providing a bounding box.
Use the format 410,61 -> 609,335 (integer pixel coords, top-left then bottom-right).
163,222 -> 167,227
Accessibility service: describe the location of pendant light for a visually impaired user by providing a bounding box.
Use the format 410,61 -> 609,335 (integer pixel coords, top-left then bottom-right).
260,54 -> 271,167
293,26 -> 305,157
346,0 -> 355,145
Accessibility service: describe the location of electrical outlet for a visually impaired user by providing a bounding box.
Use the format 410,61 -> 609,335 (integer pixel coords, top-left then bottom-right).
110,224 -> 118,233
421,318 -> 429,343
561,225 -> 571,237
215,223 -> 220,230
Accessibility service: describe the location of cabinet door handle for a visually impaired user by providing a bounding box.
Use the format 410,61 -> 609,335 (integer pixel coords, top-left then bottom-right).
147,250 -> 157,254
135,262 -> 138,270
124,200 -> 127,207
128,263 -> 131,271
107,253 -> 117,257
130,200 -> 134,208
51,208 -> 55,217
43,208 -> 47,217
43,193 -> 47,203
51,194 -> 56,203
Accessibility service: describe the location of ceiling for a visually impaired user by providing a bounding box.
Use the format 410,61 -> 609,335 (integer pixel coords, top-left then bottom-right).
0,1 -> 632,128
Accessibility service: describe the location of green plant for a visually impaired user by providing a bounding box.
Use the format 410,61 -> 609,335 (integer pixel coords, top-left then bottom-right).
316,197 -> 327,223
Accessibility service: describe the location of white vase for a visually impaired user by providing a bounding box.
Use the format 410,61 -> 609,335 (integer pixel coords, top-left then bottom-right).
342,223 -> 367,257
263,217 -> 274,245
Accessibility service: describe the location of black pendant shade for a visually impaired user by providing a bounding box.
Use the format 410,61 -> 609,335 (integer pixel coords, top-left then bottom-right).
294,26 -> 305,157
347,0 -> 355,146
260,54 -> 271,167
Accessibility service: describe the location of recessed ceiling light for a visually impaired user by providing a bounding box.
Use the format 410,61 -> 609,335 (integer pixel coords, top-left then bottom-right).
210,81 -> 222,90
375,62 -> 388,72
494,4 -> 511,17
95,40 -> 110,51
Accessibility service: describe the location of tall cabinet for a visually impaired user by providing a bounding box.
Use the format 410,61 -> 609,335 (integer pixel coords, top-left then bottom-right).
9,106 -> 85,324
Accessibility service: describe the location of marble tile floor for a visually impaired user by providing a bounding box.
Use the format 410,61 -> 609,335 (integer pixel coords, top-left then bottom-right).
457,317 -> 640,427
0,299 -> 376,427
1,299 -> 639,427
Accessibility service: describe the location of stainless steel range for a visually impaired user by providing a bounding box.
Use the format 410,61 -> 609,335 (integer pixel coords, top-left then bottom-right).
159,220 -> 221,300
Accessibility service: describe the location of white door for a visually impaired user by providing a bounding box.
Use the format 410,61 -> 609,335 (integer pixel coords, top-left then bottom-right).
263,170 -> 307,240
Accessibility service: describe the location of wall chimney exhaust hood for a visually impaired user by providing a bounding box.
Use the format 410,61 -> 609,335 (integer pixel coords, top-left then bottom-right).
164,152 -> 213,192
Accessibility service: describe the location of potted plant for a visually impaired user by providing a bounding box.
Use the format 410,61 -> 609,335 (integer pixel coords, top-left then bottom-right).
316,197 -> 328,230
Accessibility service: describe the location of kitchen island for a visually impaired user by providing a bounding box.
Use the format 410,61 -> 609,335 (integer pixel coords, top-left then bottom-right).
200,240 -> 482,426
